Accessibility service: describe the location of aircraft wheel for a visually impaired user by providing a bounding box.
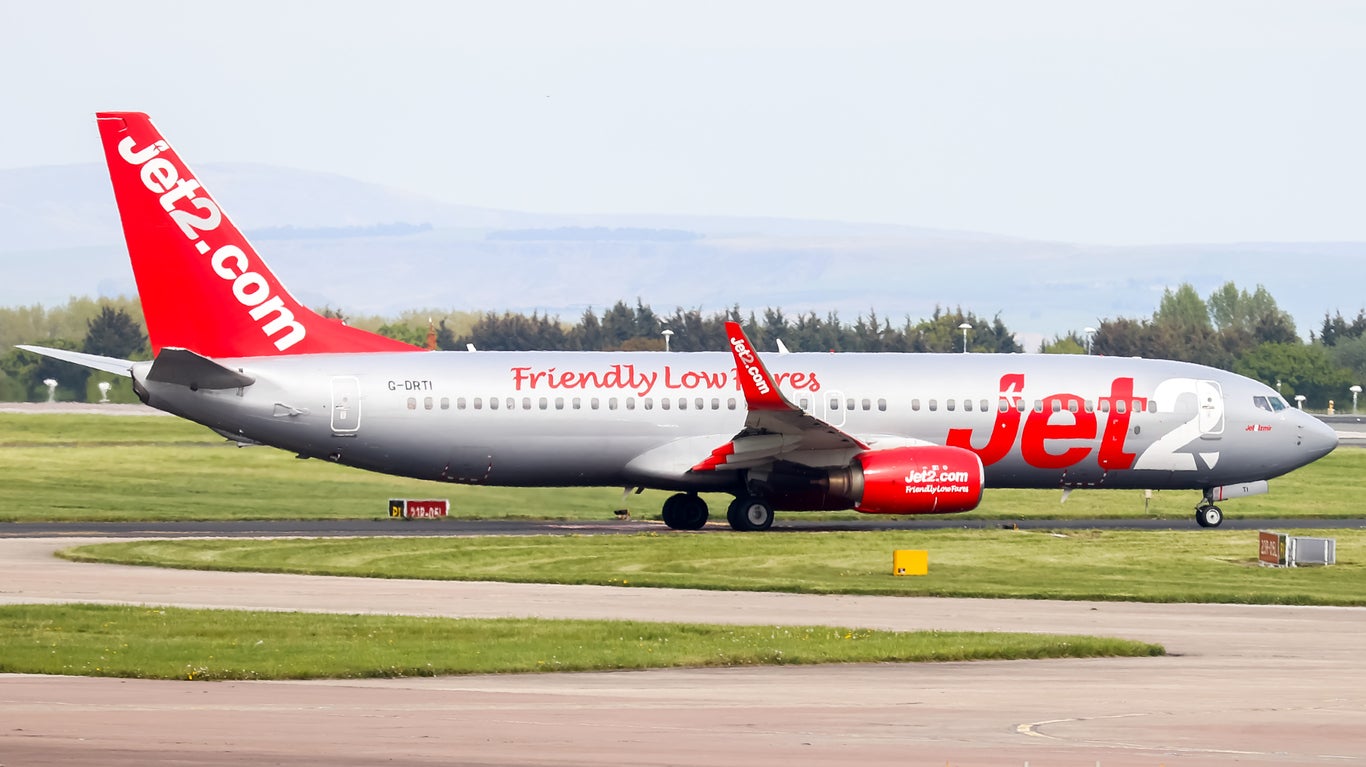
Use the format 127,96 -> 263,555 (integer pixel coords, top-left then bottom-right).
726,496 -> 774,531
1196,504 -> 1223,528
662,493 -> 708,530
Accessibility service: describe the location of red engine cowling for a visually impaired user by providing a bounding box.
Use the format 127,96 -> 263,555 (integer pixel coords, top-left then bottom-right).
851,445 -> 984,515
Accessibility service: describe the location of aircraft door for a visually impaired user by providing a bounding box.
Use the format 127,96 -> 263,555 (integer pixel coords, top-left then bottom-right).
1197,380 -> 1224,439
331,376 -> 361,435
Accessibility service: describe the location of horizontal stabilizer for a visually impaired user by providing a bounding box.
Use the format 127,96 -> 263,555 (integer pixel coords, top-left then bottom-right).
16,345 -> 134,377
146,348 -> 255,390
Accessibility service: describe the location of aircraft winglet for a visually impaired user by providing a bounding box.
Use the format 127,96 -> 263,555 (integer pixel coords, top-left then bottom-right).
724,321 -> 796,412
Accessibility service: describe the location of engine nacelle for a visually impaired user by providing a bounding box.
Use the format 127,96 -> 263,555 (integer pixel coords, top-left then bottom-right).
846,445 -> 985,515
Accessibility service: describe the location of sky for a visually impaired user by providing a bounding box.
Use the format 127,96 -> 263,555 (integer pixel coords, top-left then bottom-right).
2,0 -> 1365,246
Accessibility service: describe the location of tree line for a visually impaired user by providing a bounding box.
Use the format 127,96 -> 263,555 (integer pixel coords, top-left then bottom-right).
4,282 -> 1365,409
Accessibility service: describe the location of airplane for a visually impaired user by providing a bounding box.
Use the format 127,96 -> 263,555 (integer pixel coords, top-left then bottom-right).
19,112 -> 1339,531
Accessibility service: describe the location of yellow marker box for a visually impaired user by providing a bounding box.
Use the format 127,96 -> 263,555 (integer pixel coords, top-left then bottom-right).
893,549 -> 928,576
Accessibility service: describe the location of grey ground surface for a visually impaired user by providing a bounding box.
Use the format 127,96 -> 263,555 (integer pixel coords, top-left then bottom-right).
1,537 -> 1363,766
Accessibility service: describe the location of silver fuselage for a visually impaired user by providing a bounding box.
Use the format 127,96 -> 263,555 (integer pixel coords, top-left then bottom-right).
133,350 -> 1338,500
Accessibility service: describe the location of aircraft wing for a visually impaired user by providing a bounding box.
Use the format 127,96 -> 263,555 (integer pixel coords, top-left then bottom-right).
692,323 -> 867,472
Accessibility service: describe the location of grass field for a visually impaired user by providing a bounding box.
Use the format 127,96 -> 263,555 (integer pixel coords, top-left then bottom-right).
63,527 -> 1366,605
3,412 -> 1363,523
0,604 -> 1161,680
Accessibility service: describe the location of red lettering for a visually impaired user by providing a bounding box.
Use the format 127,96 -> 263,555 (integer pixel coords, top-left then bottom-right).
1097,377 -> 1144,470
1020,394 -> 1095,469
945,374 -> 1142,473
946,374 -> 1024,465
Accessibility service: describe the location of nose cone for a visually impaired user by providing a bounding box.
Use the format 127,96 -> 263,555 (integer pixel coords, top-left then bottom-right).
1300,414 -> 1339,462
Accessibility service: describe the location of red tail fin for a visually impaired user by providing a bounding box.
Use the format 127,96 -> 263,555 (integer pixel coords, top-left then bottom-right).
96,112 -> 418,357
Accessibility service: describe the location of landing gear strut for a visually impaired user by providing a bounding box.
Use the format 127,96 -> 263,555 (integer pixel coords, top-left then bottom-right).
726,496 -> 775,531
661,492 -> 708,530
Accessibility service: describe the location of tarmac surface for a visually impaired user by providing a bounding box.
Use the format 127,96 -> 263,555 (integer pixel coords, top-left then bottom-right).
1,535 -> 1364,766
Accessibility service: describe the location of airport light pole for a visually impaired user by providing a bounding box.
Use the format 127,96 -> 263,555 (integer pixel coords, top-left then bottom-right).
1084,327 -> 1096,355
958,322 -> 971,353
1351,385 -> 1361,414
1295,394 -> 1306,411
661,329 -> 673,352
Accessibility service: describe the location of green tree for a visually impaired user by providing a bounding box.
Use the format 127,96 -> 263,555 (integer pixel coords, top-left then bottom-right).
1155,284 -> 1213,334
906,307 -> 1022,354
83,306 -> 149,359
1233,343 -> 1354,410
1039,331 -> 1087,354
376,322 -> 427,347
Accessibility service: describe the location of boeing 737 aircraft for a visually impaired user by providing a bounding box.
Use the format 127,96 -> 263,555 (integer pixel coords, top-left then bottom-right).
20,112 -> 1339,530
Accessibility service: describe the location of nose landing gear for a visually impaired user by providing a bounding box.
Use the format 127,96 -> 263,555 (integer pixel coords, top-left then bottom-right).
1195,502 -> 1223,528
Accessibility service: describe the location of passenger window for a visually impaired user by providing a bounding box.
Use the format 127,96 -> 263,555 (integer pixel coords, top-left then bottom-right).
522,397 -> 531,410
862,398 -> 871,411
1084,400 -> 1094,413
928,399 -> 938,412
608,398 -> 618,410
590,398 -> 600,410
998,399 -> 1010,413
572,397 -> 581,410
846,398 -> 855,411
555,397 -> 564,410
407,397 -> 417,410
1116,400 -> 1127,414
1051,400 -> 1061,413
456,397 -> 467,410
830,398 -> 841,411
979,399 -> 988,412
1033,400 -> 1044,413
964,399 -> 973,412
946,399 -> 956,412
644,398 -> 654,410
440,397 -> 450,410
661,399 -> 671,410
506,397 -> 515,410
911,398 -> 921,411
625,398 -> 635,411
1099,400 -> 1111,413
799,397 -> 810,410
727,398 -> 737,410
538,397 -> 548,410
473,398 -> 483,410
877,398 -> 887,412
711,398 -> 720,410
677,398 -> 687,410
423,396 -> 433,410
1067,399 -> 1079,413
488,397 -> 498,410
696,398 -> 705,411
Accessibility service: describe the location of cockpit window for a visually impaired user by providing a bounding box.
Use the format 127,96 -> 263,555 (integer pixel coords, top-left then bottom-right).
1255,395 -> 1288,412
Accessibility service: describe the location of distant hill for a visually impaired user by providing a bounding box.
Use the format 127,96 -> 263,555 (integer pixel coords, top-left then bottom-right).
2,163 -> 1362,346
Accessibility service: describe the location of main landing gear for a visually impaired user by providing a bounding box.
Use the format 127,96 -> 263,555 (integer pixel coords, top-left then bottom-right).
661,493 -> 708,530
726,496 -> 775,532
660,493 -> 776,531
